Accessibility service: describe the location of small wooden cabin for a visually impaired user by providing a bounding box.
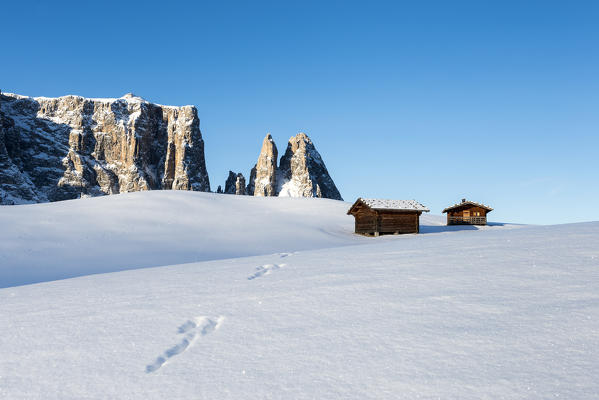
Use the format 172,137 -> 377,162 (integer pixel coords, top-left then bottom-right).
442,199 -> 493,225
347,198 -> 430,236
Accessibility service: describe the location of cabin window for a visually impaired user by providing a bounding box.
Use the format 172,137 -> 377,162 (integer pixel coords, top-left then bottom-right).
474,211 -> 480,216
463,210 -> 470,218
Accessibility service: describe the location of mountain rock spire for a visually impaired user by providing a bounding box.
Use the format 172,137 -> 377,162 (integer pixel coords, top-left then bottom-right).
252,133 -> 278,196
277,132 -> 342,200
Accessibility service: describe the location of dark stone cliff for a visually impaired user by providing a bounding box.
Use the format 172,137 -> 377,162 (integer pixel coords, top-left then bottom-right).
0,92 -> 210,204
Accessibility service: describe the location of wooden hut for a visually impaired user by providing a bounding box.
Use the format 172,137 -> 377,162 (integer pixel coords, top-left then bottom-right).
347,198 -> 430,236
442,199 -> 493,225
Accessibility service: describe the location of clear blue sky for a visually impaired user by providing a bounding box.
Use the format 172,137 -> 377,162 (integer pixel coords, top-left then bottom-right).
2,1 -> 598,224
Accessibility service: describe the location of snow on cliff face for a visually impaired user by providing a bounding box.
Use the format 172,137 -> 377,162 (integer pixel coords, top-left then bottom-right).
0,92 -> 210,204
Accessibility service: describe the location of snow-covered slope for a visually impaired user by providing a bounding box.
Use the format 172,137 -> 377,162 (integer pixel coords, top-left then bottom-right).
0,191 -> 359,287
1,220 -> 598,399
2,193 -> 596,399
0,191 -> 494,288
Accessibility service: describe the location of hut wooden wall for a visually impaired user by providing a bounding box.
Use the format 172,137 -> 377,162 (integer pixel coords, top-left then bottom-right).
353,209 -> 377,234
378,211 -> 419,234
353,209 -> 420,235
446,205 -> 489,225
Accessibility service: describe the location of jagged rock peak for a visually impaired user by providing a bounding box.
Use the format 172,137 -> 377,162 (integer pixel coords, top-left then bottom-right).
252,133 -> 278,196
224,171 -> 246,195
235,175 -> 246,195
246,165 -> 256,195
121,93 -> 146,102
224,171 -> 237,194
277,132 -> 342,200
0,92 -> 210,205
242,131 -> 342,200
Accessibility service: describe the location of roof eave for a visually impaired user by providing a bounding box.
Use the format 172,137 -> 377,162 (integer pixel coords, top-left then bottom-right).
346,198 -> 364,215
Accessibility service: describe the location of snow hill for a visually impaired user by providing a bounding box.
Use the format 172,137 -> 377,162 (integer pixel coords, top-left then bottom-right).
0,191 -> 482,288
1,192 -> 598,399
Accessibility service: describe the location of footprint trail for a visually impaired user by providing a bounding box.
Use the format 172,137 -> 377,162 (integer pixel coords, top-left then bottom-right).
247,263 -> 286,280
146,316 -> 224,373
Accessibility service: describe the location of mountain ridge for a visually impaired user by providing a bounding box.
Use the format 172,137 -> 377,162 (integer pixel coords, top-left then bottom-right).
0,91 -> 343,204
244,132 -> 343,200
0,91 -> 210,204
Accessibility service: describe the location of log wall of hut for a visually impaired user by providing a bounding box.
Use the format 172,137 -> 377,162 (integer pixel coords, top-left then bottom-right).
446,206 -> 488,225
353,209 -> 421,235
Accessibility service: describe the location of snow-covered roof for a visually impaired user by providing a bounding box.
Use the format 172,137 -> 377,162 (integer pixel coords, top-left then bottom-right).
348,198 -> 430,214
442,200 -> 493,213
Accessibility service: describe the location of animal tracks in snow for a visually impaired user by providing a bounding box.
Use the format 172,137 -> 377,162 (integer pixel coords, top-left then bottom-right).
145,316 -> 224,373
147,254 -> 290,372
247,263 -> 286,280
147,254 -> 292,373
147,252 -> 291,373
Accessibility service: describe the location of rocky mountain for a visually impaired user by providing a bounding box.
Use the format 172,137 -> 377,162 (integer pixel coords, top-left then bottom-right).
278,133 -> 342,200
224,171 -> 246,195
246,166 -> 256,196
1,90 -> 343,205
242,132 -> 342,200
0,91 -> 210,204
235,174 -> 246,195
251,134 -> 278,197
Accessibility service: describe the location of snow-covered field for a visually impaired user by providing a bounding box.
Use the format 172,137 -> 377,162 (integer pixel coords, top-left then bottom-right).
1,192 -> 598,399
0,191 -> 367,288
0,191 -> 495,288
